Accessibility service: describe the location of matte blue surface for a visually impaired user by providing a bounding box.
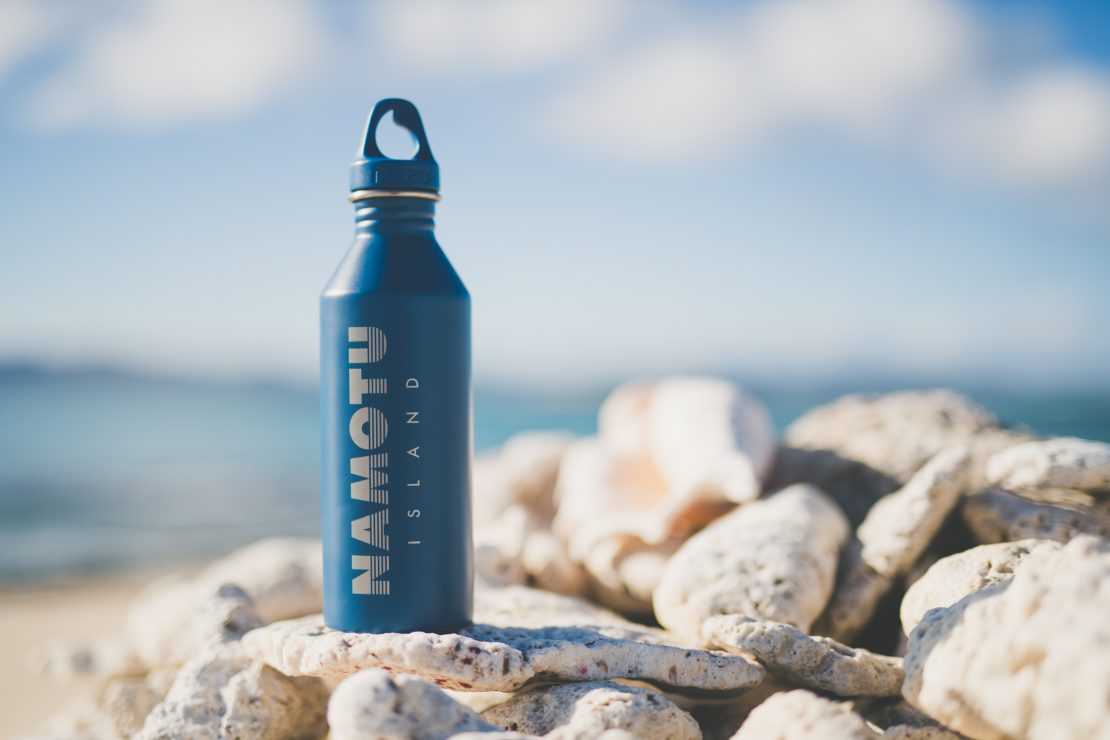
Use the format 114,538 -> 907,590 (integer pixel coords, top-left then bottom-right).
320,173 -> 472,629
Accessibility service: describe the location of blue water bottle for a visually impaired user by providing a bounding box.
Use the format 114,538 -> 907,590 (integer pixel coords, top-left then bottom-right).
320,99 -> 472,633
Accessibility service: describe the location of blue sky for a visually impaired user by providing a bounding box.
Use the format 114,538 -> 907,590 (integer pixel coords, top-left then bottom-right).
0,0 -> 1108,391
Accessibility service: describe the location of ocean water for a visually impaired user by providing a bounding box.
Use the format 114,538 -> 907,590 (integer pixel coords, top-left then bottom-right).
1,366 -> 1108,583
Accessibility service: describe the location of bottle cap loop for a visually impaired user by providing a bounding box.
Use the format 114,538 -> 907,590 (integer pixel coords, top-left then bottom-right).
349,99 -> 440,193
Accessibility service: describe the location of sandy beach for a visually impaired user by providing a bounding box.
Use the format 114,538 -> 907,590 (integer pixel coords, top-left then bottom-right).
0,572 -> 157,738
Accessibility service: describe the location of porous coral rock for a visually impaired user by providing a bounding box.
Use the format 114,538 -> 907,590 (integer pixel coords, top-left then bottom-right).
99,667 -> 177,737
903,536 -> 1110,740
480,680 -> 701,739
962,487 -> 1110,544
135,648 -> 328,740
124,538 -> 321,668
654,484 -> 848,640
328,670 -> 498,740
132,582 -> 264,669
776,390 -> 998,523
856,447 -> 970,578
899,539 -> 1059,635
985,437 -> 1110,494
729,690 -> 877,739
242,584 -> 763,694
703,615 -> 903,697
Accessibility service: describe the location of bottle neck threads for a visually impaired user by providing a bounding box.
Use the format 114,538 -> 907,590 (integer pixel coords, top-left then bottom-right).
353,195 -> 437,235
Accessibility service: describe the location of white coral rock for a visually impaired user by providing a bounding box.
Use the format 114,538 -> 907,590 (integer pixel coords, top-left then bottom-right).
986,437 -> 1110,494
730,689 -> 877,739
125,538 -> 321,668
328,670 -> 498,740
646,377 -> 774,506
900,539 -> 1059,635
654,484 -> 849,639
703,615 -> 904,697
135,648 -> 328,740
903,536 -> 1110,740
480,680 -> 700,739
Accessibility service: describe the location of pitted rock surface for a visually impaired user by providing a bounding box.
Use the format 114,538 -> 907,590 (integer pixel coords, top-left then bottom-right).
903,536 -> 1110,740
775,390 -> 999,524
784,390 -> 996,484
986,437 -> 1110,494
857,447 -> 971,577
480,680 -> 700,739
900,539 -> 1059,635
243,584 -> 763,694
654,484 -> 848,640
961,487 -> 1110,544
703,615 -> 903,697
730,689 -> 877,739
328,670 -> 498,740
135,648 -> 328,740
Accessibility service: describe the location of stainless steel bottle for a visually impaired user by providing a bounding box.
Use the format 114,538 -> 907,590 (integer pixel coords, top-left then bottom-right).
320,99 -> 472,633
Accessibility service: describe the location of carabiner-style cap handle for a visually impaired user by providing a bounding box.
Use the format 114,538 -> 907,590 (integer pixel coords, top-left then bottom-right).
349,98 -> 439,193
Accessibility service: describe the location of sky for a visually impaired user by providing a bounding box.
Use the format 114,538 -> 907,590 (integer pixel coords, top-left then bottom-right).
0,0 -> 1108,392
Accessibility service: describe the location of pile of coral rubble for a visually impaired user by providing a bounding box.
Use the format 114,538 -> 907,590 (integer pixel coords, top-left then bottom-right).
31,379 -> 1110,739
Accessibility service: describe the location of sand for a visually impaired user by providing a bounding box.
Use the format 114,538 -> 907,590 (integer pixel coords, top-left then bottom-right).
0,572 -> 152,738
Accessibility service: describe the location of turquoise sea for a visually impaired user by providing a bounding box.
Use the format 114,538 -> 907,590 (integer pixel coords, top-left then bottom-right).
1,364 -> 1108,583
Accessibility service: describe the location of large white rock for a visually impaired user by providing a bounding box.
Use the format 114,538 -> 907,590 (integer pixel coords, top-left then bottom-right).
646,377 -> 775,506
785,390 -> 995,484
125,538 -> 321,667
242,583 -> 764,694
730,689 -> 877,739
654,484 -> 849,640
135,648 -> 328,740
857,447 -> 971,578
903,536 -> 1110,740
480,681 -> 701,739
900,539 -> 1059,635
328,670 -> 498,740
986,437 -> 1110,494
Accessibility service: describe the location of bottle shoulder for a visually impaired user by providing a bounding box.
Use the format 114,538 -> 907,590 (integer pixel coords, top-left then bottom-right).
321,235 -> 468,298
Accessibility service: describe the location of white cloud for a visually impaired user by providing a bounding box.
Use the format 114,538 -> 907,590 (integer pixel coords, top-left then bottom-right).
0,0 -> 65,80
367,0 -> 629,74
929,67 -> 1110,188
540,0 -> 1110,191
26,0 -> 328,129
543,0 -> 974,160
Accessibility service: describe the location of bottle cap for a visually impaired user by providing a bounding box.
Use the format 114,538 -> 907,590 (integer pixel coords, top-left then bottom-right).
349,99 -> 439,194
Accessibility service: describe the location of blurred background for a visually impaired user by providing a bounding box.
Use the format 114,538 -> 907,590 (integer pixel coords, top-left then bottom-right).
1,0 -> 1109,586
